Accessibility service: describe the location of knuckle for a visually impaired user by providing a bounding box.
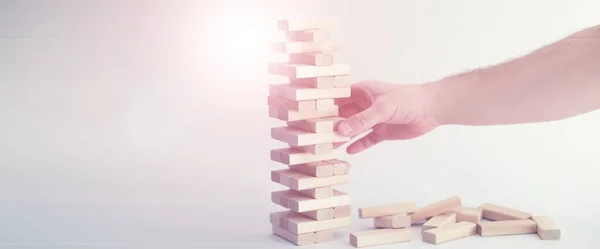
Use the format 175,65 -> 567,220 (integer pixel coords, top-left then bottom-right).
353,113 -> 370,129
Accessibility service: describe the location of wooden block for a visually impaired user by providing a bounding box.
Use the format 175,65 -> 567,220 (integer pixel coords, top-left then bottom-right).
410,196 -> 462,224
334,205 -> 351,218
287,30 -> 331,42
271,168 -> 350,190
374,214 -> 411,228
300,208 -> 335,221
316,99 -> 335,111
290,52 -> 333,66
289,161 -> 334,177
271,210 -> 351,234
272,189 -> 351,212
271,147 -> 339,166
477,220 -> 537,236
298,187 -> 334,199
287,117 -> 344,133
453,207 -> 482,224
422,213 -> 456,231
268,95 -> 315,112
316,229 -> 334,242
479,203 -> 532,221
531,216 -> 561,240
290,77 -> 335,88
333,75 -> 352,88
287,64 -> 350,79
271,41 -> 339,54
270,83 -> 351,101
271,126 -> 350,146
422,221 -> 477,245
349,228 -> 412,248
296,143 -> 334,155
272,224 -> 317,246
325,159 -> 350,175
358,203 -> 417,219
278,18 -> 335,31
268,106 -> 338,122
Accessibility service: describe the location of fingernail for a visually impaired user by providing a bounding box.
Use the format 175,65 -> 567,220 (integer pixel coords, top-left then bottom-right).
338,122 -> 352,136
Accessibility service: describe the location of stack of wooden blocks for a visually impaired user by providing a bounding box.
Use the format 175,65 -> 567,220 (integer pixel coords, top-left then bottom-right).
350,196 -> 561,247
267,18 -> 354,246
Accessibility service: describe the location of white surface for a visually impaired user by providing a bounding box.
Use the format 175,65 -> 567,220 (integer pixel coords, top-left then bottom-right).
0,0 -> 599,248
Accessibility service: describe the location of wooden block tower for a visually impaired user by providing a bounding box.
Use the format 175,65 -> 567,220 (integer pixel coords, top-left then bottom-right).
267,17 -> 352,246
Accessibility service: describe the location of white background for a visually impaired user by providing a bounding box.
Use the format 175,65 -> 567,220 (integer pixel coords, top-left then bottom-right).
0,0 -> 599,248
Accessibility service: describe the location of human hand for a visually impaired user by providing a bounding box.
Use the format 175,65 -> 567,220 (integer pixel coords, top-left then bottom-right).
336,80 -> 441,154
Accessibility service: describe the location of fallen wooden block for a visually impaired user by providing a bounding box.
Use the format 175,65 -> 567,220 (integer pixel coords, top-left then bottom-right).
358,202 -> 417,219
287,117 -> 344,133
349,228 -> 412,248
298,186 -> 334,199
290,75 -> 351,89
409,196 -> 462,224
477,220 -> 537,236
287,30 -> 331,42
268,105 -> 338,122
531,216 -> 561,240
271,189 -> 351,212
374,214 -> 411,228
289,161 -> 334,177
453,207 -> 482,224
271,168 -> 350,190
479,203 -> 532,221
422,221 -> 477,245
271,147 -> 339,166
270,83 -> 351,101
422,212 -> 456,231
267,95 -> 315,112
271,126 -> 350,146
296,143 -> 334,155
271,41 -> 339,54
278,18 -> 335,32
289,52 -> 333,66
287,64 -> 350,79
325,159 -> 351,175
271,210 -> 351,234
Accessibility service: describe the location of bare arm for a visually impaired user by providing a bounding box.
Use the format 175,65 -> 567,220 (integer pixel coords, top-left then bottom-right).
431,24 -> 600,126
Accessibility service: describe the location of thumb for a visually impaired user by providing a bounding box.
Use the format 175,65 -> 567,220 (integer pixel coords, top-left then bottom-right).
336,102 -> 387,137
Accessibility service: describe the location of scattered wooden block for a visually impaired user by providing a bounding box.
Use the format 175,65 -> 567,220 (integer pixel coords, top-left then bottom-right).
267,95 -> 315,112
268,105 -> 338,122
422,212 -> 456,231
287,117 -> 344,133
422,221 -> 477,245
300,208 -> 335,221
325,159 -> 351,175
271,41 -> 339,54
272,224 -> 317,246
349,228 -> 412,248
477,220 -> 537,236
287,30 -> 331,42
298,186 -> 334,199
296,143 -> 334,155
531,216 -> 561,240
374,214 -> 411,228
271,147 -> 339,166
271,210 -> 351,234
289,161 -> 334,177
453,207 -> 483,224
287,64 -> 350,79
270,83 -> 351,101
278,18 -> 335,32
271,126 -> 350,146
271,189 -> 351,212
289,52 -> 333,66
358,202 -> 417,219
409,196 -> 462,224
334,205 -> 351,218
479,203 -> 532,221
271,168 -> 350,190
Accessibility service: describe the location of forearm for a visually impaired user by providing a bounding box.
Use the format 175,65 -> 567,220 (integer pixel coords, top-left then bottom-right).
432,24 -> 600,126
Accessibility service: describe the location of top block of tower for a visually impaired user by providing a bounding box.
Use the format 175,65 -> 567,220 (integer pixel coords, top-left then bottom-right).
278,18 -> 335,31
